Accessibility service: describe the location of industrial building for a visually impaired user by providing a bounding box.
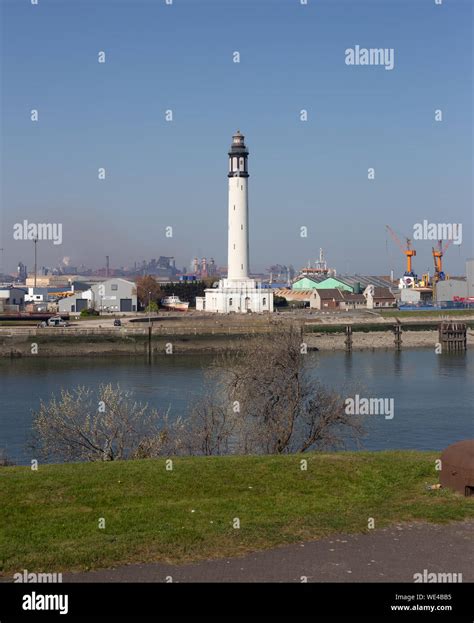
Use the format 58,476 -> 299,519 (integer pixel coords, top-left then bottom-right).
292,275 -> 352,292
58,290 -> 91,314
274,284 -> 395,310
25,287 -> 49,304
58,278 -> 137,314
400,287 -> 433,305
364,286 -> 397,309
435,259 -> 474,302
310,289 -> 366,310
0,287 -> 26,313
192,257 -> 217,278
25,274 -> 79,288
292,274 -> 398,295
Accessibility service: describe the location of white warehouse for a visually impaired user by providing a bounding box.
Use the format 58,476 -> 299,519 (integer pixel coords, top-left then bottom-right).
58,278 -> 137,314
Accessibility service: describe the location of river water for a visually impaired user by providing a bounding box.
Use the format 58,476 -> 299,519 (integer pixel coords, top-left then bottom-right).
0,349 -> 472,464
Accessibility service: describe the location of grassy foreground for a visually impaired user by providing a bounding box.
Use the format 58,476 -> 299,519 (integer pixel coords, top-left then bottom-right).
0,451 -> 472,575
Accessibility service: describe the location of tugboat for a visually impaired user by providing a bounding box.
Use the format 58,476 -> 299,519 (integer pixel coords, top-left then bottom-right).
160,295 -> 189,312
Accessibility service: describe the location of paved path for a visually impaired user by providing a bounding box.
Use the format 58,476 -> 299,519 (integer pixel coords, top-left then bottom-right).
65,521 -> 473,583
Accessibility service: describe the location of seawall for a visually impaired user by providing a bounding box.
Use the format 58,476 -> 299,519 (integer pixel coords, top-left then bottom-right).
1,325 -> 473,357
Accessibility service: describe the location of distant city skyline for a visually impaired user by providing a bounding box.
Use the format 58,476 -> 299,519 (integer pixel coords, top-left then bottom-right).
1,0 -> 472,278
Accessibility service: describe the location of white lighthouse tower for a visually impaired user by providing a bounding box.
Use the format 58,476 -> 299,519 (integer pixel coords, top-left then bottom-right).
227,130 -> 249,281
196,131 -> 273,314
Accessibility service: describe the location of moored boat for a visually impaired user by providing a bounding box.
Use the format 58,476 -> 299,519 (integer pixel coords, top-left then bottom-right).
160,295 -> 189,312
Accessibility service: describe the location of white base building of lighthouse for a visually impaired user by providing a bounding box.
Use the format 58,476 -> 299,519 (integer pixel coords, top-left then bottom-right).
196,131 -> 273,314
197,277 -> 272,313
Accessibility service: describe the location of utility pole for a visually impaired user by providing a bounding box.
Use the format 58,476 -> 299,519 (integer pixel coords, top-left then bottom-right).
34,239 -> 38,287
148,290 -> 152,360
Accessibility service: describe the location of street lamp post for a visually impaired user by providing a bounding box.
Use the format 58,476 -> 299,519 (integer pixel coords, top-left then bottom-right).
34,238 -> 38,287
148,291 -> 152,360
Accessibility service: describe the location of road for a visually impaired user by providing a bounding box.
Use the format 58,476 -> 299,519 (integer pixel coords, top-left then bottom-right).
64,520 -> 473,583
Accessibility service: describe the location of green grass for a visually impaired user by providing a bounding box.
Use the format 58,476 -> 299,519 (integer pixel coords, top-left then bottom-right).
0,451 -> 472,575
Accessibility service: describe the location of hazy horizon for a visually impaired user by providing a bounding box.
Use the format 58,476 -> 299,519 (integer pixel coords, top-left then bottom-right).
1,0 -> 472,278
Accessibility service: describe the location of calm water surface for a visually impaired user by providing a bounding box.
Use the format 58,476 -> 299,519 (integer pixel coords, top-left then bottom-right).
0,349 -> 472,464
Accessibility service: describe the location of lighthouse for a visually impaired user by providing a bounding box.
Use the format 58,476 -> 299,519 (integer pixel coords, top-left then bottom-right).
227,130 -> 249,281
196,131 -> 273,314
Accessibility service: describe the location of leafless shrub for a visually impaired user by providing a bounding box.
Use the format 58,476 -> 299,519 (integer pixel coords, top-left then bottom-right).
0,449 -> 15,467
179,378 -> 237,456
30,384 -> 177,462
132,415 -> 185,459
213,322 -> 365,454
30,325 -> 364,462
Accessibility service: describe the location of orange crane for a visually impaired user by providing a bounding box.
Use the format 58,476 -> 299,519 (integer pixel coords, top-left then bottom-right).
432,240 -> 451,282
386,225 -> 416,277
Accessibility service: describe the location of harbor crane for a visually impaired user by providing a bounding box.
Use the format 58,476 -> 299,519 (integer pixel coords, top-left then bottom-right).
432,239 -> 451,283
385,225 -> 417,277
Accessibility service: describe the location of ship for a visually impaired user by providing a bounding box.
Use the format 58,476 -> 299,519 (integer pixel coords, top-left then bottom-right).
160,295 -> 189,312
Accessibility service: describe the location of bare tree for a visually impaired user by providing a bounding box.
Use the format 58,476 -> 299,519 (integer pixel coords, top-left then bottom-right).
30,383 -> 177,462
214,322 -> 365,454
30,326 -> 364,462
180,375 -> 237,456
0,449 -> 15,467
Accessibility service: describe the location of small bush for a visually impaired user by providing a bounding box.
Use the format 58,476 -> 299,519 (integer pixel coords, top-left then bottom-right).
0,449 -> 15,467
80,308 -> 99,317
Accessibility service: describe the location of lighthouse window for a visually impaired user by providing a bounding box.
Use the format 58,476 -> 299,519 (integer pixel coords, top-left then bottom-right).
263,298 -> 266,306
241,185 -> 243,190
241,224 -> 243,230
229,298 -> 233,306
234,205 -> 235,210
239,158 -> 244,168
233,244 -> 235,249
241,264 -> 243,269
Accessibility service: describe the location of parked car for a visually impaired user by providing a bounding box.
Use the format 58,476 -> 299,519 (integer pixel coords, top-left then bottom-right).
40,317 -> 69,327
113,318 -> 122,327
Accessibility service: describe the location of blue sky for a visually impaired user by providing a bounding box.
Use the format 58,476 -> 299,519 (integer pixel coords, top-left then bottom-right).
0,0 -> 472,277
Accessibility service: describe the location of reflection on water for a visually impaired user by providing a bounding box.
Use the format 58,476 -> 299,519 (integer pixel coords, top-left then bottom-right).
437,350 -> 468,377
393,351 -> 403,376
0,349 -> 472,464
343,352 -> 353,375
